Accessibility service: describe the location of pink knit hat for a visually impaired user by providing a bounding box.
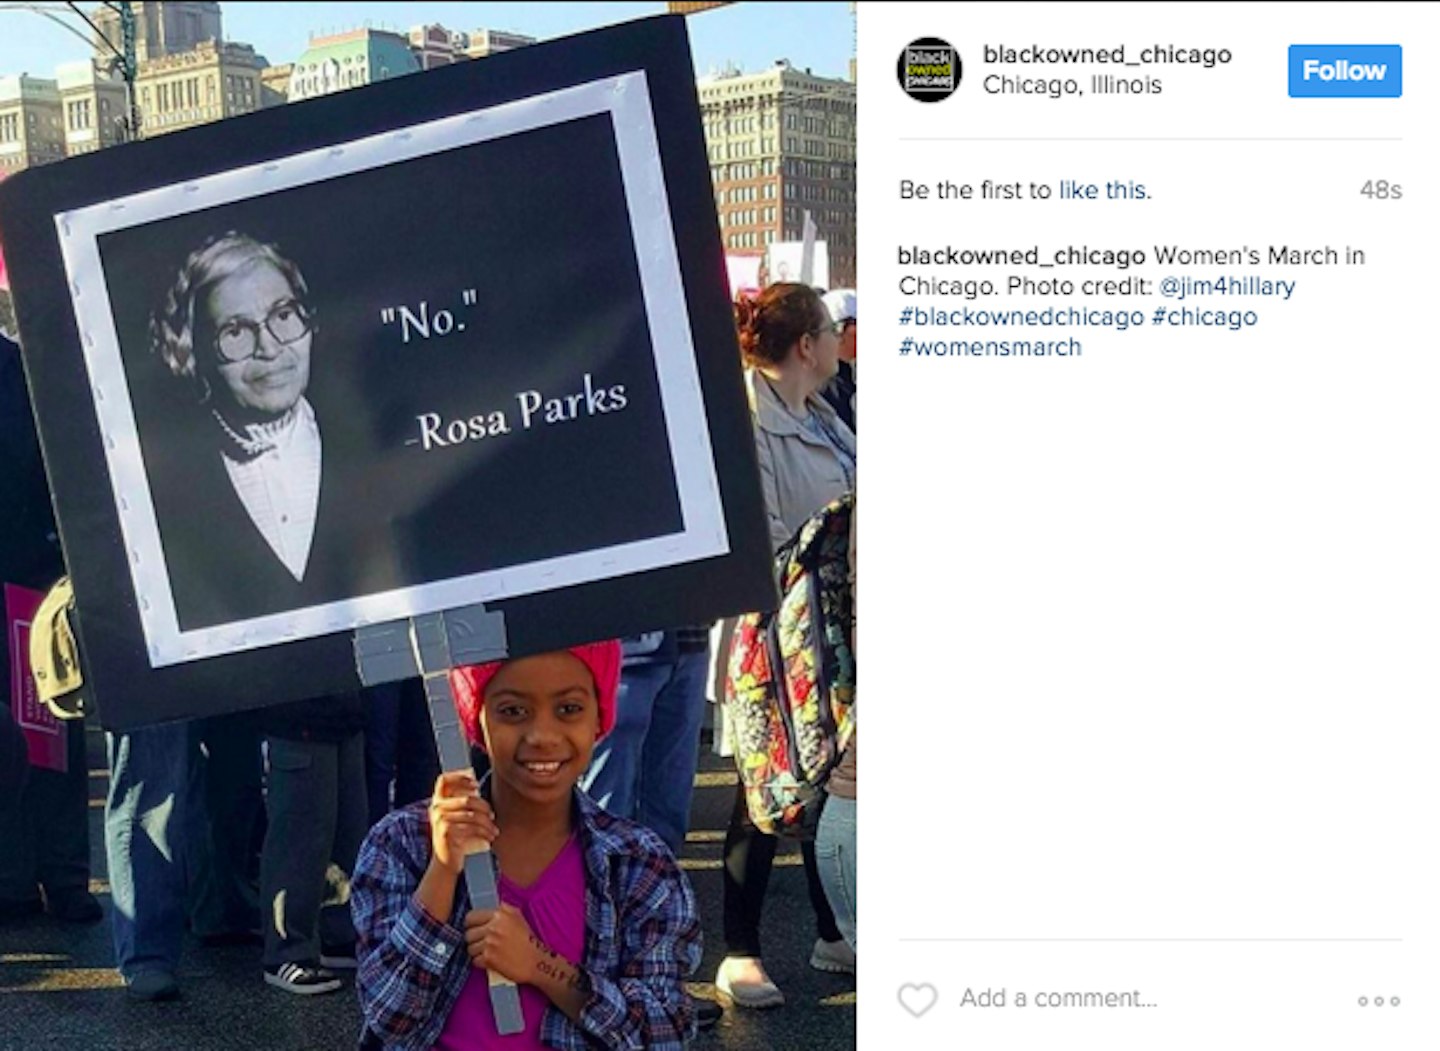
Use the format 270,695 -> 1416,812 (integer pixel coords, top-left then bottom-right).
449,642 -> 622,750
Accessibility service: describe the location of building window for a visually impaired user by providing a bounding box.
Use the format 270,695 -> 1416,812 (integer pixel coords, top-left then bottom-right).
67,99 -> 93,131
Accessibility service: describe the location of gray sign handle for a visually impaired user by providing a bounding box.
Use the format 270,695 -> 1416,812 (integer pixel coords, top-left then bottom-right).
354,608 -> 523,1035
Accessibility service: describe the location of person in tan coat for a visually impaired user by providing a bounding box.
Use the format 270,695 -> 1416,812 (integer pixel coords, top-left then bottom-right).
716,283 -> 857,1009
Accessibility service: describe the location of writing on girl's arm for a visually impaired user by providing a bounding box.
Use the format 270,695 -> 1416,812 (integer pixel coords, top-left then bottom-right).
464,903 -> 591,1019
527,934 -> 592,1021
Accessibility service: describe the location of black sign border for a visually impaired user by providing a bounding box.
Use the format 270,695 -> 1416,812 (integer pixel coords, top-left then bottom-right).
0,16 -> 774,729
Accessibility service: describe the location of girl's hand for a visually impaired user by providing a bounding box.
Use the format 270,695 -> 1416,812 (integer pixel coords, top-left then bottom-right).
463,903 -> 545,984
427,771 -> 498,876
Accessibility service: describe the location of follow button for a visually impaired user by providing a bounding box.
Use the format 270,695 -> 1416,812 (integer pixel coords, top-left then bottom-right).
1289,45 -> 1402,98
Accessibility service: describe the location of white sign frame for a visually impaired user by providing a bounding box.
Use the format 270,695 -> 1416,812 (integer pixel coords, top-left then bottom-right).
56,72 -> 728,668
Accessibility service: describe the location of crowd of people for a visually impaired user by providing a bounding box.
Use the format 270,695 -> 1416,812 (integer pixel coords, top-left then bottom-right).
0,279 -> 859,1048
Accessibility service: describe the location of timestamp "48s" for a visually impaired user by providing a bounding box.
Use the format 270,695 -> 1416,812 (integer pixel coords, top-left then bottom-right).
1361,180 -> 1402,199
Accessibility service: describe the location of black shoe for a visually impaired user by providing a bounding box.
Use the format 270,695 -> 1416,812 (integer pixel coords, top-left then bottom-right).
125,970 -> 180,1002
264,961 -> 342,996
45,888 -> 103,925
691,993 -> 723,1030
0,898 -> 43,923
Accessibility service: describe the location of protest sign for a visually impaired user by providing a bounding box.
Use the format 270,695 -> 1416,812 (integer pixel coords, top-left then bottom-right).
0,16 -> 773,729
725,253 -> 763,298
5,584 -> 65,772
767,238 -> 830,289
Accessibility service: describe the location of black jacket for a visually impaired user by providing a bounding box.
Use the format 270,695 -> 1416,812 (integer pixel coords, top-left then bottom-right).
140,392 -> 398,632
260,688 -> 367,743
0,344 -> 64,591
1,342 -> 65,697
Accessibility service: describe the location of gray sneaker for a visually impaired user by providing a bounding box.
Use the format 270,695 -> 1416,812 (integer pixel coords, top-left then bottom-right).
125,970 -> 180,1002
809,937 -> 856,975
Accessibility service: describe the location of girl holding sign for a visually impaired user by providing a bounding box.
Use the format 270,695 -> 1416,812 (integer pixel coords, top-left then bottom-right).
351,642 -> 701,1050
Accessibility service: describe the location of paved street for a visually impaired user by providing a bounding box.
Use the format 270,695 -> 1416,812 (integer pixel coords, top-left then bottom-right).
0,728 -> 855,1050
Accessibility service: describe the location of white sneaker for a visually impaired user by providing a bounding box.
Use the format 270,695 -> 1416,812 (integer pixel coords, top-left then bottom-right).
264,961 -> 342,996
809,937 -> 856,975
715,956 -> 785,1009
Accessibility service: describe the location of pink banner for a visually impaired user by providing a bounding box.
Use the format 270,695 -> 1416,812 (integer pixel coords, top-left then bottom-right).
5,583 -> 66,773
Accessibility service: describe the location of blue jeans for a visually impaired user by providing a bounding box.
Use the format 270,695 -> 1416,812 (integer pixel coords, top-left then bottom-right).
105,723 -> 197,979
815,794 -> 857,951
581,649 -> 709,854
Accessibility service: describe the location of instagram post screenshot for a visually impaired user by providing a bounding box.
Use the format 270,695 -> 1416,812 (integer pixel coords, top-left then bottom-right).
863,3 -> 1433,1050
0,3 -> 860,1050
0,2 -> 1430,1050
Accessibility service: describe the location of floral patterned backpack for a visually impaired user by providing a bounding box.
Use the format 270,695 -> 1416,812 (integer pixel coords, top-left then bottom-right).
724,492 -> 855,837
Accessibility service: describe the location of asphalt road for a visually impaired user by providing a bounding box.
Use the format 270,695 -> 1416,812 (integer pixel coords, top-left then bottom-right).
0,728 -> 855,1050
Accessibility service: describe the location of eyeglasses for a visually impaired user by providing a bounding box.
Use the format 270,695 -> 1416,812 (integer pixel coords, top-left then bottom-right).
813,321 -> 847,338
212,300 -> 312,363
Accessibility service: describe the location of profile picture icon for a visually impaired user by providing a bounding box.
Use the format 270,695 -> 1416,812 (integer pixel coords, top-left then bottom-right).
898,37 -> 960,102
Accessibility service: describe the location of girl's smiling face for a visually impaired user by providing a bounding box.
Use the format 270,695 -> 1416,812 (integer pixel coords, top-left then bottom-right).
479,651 -> 601,806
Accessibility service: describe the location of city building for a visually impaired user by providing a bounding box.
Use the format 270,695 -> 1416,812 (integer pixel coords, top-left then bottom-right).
0,75 -> 65,173
697,61 -> 856,287
259,63 -> 293,107
408,24 -> 535,65
461,28 -> 536,59
288,28 -> 419,101
408,24 -> 466,70
56,61 -> 127,155
133,39 -> 266,136
91,1 -> 222,64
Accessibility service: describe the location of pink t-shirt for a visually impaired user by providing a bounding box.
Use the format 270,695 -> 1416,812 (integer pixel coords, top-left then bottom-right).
436,836 -> 587,1051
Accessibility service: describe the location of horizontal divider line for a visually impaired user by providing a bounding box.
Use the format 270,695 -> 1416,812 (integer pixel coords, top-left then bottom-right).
901,937 -> 1402,943
896,136 -> 1403,142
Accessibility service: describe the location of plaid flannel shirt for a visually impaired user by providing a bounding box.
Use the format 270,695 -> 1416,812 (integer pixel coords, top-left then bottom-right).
352,785 -> 701,1050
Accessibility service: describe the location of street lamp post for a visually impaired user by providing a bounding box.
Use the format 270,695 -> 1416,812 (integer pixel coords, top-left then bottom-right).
0,2 -> 142,140
115,1 -> 139,140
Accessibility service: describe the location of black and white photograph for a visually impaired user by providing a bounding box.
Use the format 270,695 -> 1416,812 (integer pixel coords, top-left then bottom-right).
60,72 -> 725,667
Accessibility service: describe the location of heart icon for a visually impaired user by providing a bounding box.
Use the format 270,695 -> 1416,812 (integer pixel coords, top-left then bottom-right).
898,982 -> 939,1018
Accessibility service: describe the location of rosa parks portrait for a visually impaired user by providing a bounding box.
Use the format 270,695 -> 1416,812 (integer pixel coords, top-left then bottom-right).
100,114 -> 693,643
117,223 -> 687,637
135,231 -> 396,631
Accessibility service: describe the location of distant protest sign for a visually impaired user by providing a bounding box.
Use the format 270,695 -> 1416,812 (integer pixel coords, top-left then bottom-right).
5,584 -> 65,772
725,253 -> 763,298
767,239 -> 830,289
0,16 -> 773,729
